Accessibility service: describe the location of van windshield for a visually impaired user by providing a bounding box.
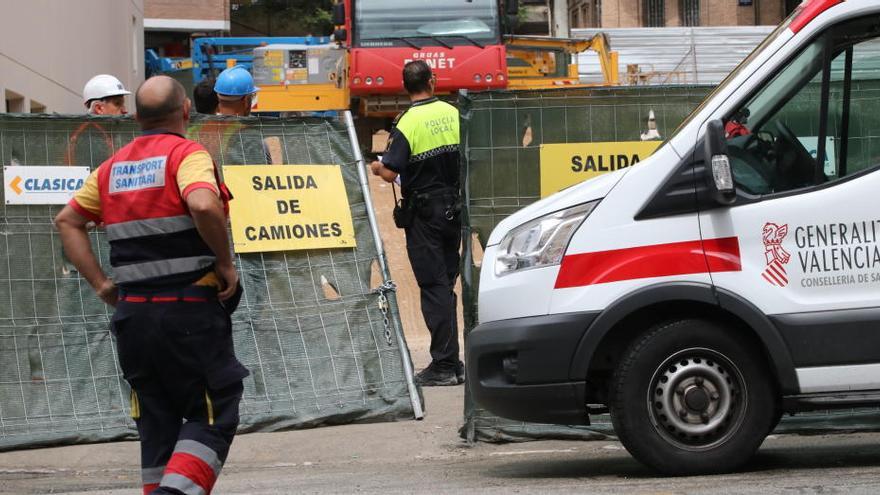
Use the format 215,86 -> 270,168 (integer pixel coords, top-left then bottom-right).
670,14 -> 796,138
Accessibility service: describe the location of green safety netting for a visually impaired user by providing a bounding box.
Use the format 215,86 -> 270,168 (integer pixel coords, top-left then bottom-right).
0,113 -> 419,451
458,85 -> 880,442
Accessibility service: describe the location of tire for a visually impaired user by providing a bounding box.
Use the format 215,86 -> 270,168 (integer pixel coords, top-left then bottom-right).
609,318 -> 776,475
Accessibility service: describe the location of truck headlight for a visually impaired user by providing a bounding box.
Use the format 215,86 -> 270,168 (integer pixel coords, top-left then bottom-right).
495,201 -> 599,277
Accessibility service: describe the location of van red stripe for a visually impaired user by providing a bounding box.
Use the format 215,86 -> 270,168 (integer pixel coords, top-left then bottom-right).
554,237 -> 741,289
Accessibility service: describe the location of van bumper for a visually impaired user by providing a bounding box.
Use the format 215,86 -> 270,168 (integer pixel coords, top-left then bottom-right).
465,311 -> 599,425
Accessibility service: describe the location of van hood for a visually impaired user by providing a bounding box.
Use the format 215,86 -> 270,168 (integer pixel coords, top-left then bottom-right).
485,167 -> 628,247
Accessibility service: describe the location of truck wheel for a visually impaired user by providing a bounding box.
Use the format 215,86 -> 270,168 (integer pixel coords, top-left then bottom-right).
609,319 -> 775,475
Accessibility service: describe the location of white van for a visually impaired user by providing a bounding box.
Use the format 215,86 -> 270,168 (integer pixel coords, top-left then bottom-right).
467,0 -> 880,475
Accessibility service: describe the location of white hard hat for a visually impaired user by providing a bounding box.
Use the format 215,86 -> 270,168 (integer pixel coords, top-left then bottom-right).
83,74 -> 131,104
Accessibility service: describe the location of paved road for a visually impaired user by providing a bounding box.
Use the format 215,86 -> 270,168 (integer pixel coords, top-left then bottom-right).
1,387 -> 879,494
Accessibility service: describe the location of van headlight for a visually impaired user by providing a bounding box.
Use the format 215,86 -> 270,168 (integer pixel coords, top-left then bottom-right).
495,200 -> 599,277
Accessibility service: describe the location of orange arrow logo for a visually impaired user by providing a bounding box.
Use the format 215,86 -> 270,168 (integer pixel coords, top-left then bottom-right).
10,176 -> 22,195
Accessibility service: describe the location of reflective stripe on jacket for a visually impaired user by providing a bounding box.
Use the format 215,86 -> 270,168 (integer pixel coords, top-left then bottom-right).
97,132 -> 229,288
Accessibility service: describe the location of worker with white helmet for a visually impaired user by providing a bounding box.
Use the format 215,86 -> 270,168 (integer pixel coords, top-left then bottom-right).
214,66 -> 259,117
83,74 -> 131,115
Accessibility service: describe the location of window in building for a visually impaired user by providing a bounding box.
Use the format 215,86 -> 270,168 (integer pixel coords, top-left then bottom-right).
572,0 -> 600,28
5,90 -> 25,113
644,0 -> 665,27
570,3 -> 582,28
681,0 -> 700,27
30,100 -> 46,114
572,0 -> 602,28
582,0 -> 601,28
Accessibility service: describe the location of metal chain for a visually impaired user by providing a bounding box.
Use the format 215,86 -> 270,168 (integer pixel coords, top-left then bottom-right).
373,280 -> 397,345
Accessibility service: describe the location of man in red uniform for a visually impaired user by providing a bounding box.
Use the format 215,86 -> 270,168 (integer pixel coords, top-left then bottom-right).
55,75 -> 248,495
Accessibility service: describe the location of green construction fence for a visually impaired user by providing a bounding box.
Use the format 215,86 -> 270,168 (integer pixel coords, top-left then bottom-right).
0,113 -> 421,451
458,85 -> 880,442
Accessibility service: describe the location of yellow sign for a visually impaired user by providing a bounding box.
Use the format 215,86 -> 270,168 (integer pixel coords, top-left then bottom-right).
264,50 -> 283,67
223,165 -> 357,253
539,141 -> 662,197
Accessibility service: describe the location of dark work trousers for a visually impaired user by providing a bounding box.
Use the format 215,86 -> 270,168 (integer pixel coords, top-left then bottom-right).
111,294 -> 249,495
405,196 -> 462,371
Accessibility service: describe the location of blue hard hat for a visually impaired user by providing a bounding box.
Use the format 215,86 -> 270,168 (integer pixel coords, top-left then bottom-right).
214,66 -> 259,97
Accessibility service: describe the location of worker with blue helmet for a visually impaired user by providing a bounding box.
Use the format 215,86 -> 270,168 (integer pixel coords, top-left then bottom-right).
214,66 -> 259,116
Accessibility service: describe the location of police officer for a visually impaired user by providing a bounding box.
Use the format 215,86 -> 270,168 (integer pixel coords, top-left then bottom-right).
370,60 -> 464,386
55,75 -> 248,495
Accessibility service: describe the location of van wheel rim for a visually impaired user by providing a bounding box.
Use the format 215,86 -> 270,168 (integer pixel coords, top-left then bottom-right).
647,348 -> 747,451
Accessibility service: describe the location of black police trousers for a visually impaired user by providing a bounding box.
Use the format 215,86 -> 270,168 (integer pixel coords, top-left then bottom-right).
111,292 -> 249,495
405,196 -> 462,371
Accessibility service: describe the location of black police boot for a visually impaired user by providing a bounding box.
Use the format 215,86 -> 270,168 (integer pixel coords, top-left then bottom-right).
415,364 -> 459,386
456,361 -> 465,384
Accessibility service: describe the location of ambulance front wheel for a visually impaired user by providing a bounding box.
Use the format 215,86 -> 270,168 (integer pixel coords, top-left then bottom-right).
609,318 -> 776,475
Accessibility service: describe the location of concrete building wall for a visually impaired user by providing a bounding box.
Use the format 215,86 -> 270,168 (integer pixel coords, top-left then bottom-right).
144,0 -> 230,31
0,0 -> 144,114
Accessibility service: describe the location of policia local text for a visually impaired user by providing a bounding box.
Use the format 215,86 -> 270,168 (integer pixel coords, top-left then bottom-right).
243,173 -> 344,241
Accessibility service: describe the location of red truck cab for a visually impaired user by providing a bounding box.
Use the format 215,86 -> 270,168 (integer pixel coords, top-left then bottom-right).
341,0 -> 509,96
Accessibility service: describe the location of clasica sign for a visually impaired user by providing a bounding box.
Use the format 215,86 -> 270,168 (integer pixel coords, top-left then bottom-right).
4,165 -> 91,205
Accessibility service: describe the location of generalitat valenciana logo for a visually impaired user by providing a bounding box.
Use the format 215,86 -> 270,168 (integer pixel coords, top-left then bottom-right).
762,222 -> 791,287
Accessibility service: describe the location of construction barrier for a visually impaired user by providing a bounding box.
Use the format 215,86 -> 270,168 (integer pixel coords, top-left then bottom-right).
0,112 -> 421,451
458,86 -> 880,442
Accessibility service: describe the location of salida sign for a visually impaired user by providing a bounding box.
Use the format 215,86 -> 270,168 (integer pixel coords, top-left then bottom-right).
222,165 -> 356,253
4,165 -> 91,205
539,141 -> 662,197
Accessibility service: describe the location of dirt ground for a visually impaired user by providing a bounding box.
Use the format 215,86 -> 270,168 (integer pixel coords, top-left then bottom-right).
2,383 -> 880,494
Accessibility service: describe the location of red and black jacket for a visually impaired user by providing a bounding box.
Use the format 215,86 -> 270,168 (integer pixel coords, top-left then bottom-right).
95,131 -> 229,290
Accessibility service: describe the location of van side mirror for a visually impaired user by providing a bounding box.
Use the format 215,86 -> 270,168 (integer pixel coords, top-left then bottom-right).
334,28 -> 348,42
332,3 -> 345,26
704,119 -> 736,205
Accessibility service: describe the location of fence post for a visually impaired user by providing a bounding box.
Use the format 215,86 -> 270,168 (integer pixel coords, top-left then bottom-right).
342,110 -> 425,420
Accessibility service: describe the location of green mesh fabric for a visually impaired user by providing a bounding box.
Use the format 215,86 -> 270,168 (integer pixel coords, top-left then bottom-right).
458,86 -> 880,442
0,114 -> 415,451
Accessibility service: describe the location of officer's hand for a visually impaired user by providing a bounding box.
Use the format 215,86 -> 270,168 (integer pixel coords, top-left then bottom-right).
370,160 -> 382,176
216,261 -> 240,301
97,279 -> 118,307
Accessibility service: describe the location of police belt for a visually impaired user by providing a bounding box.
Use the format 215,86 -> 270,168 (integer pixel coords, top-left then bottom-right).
119,285 -> 218,303
408,187 -> 459,202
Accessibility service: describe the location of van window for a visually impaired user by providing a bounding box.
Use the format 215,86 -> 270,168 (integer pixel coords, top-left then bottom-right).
723,17 -> 880,196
